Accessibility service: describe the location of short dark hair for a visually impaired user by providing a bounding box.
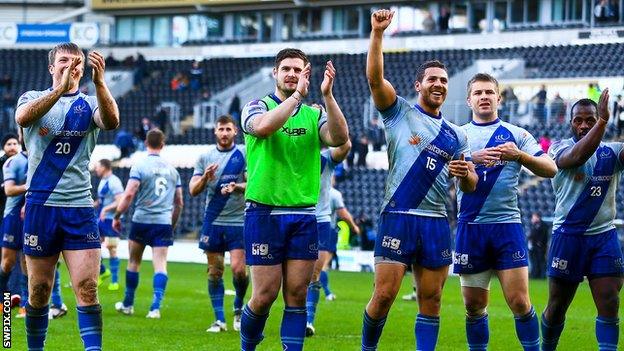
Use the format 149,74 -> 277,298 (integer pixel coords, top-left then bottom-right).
415,60 -> 447,83
466,73 -> 499,95
146,129 -> 165,149
275,48 -> 309,69
216,114 -> 236,126
570,98 -> 597,120
98,159 -> 112,170
1,133 -> 18,148
48,42 -> 85,66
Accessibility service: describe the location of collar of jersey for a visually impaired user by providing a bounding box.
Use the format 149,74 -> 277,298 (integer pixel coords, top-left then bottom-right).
49,87 -> 80,97
216,144 -> 236,153
148,153 -> 160,157
414,104 -> 441,119
471,118 -> 500,126
269,93 -> 302,115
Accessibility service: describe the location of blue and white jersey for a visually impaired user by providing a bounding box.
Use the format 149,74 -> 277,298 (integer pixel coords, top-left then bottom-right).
549,138 -> 624,236
19,89 -> 99,207
2,152 -> 28,217
316,149 -> 339,223
130,154 -> 181,225
329,187 -> 345,226
97,174 -> 124,220
380,96 -> 471,217
457,119 -> 544,223
193,145 -> 246,226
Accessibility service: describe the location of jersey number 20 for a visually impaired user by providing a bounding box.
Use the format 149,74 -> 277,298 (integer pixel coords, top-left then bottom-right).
55,142 -> 71,155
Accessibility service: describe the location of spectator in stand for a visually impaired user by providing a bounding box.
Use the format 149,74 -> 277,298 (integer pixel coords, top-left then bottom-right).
438,7 -> 451,32
594,0 -> 617,23
502,86 -> 519,117
155,107 -> 169,135
539,132 -> 552,154
550,92 -> 566,122
532,85 -> 547,123
136,117 -> 154,142
114,130 -> 135,159
228,94 -> 241,120
0,133 -> 19,219
2,91 -> 16,130
588,83 -> 601,103
105,54 -> 119,68
0,74 -> 12,94
422,12 -> 435,32
528,212 -> 549,279
355,212 -> 375,251
135,53 -> 147,86
355,135 -> 369,168
367,117 -> 384,151
170,73 -> 189,91
189,61 -> 203,91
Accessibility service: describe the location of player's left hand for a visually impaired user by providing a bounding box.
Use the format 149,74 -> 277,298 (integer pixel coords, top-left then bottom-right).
20,205 -> 25,220
99,209 -> 107,221
352,225 -> 361,235
88,51 -> 106,86
449,154 -> 469,178
221,181 -> 236,195
496,142 -> 522,162
598,88 -> 610,123
320,60 -> 336,97
112,218 -> 122,232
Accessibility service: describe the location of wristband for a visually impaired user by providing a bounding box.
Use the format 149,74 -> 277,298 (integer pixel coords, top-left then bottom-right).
291,92 -> 302,103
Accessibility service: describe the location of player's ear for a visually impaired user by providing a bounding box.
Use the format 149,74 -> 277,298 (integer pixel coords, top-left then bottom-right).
272,67 -> 277,79
414,80 -> 421,93
48,64 -> 54,75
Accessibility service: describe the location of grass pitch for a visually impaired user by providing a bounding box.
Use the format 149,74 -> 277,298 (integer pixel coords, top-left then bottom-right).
10,259 -> 622,350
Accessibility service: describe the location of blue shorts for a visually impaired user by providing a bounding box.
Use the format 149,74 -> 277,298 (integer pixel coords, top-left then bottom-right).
244,202 -> 318,265
199,222 -> 244,252
548,229 -> 624,283
453,222 -> 528,274
98,218 -> 120,238
23,203 -> 101,257
317,221 -> 337,253
2,212 -> 23,251
374,213 -> 452,268
129,222 -> 173,247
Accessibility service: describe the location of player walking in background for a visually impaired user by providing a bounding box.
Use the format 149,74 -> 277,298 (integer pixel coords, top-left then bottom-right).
16,42 -> 119,351
94,158 -> 123,291
189,114 -> 248,333
542,90 -> 624,350
305,142 -> 355,337
239,48 -> 348,351
114,129 -> 183,319
455,73 -> 557,350
1,132 -> 28,317
362,10 -> 478,351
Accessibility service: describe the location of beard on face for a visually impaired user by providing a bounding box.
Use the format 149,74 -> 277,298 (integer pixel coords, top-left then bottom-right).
277,77 -> 298,97
421,89 -> 446,109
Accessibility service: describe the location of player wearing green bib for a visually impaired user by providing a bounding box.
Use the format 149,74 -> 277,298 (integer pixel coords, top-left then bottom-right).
239,48 -> 349,351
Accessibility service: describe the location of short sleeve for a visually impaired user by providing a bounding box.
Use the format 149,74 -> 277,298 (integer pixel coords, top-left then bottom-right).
548,140 -> 571,163
17,90 -> 44,108
110,177 -> 124,195
379,96 -> 410,128
331,189 -> 345,210
241,99 -> 268,135
454,127 -> 472,161
317,107 -> 328,132
86,95 -> 99,120
2,158 -> 16,182
175,169 -> 182,188
193,154 -> 206,177
517,128 -> 544,157
608,142 -> 624,172
129,164 -> 142,181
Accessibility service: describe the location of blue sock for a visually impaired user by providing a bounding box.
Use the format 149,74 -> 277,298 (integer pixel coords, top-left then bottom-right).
515,306 -> 539,350
415,313 -> 440,351
596,316 -> 619,351
208,277 -> 225,322
0,269 -> 10,292
51,268 -> 62,307
361,310 -> 387,351
281,306 -> 307,351
541,313 -> 564,351
319,270 -> 331,296
123,270 -> 139,307
99,262 -> 106,275
150,272 -> 168,311
77,305 -> 102,351
306,281 -> 321,324
20,274 -> 28,308
466,313 -> 489,351
233,275 -> 249,311
25,303 -> 49,351
241,304 -> 269,351
109,257 -> 120,284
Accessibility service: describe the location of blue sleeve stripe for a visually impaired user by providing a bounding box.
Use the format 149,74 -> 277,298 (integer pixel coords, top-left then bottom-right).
3,178 -> 15,182
377,97 -> 398,113
129,176 -> 141,181
533,151 -> 545,157
176,185 -> 182,188
193,172 -> 203,176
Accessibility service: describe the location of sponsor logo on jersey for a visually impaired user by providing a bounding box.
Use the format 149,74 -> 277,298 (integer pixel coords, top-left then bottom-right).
409,135 -> 421,145
381,235 -> 401,251
453,252 -> 469,265
251,243 -> 272,259
2,234 -> 13,243
599,149 -> 612,159
574,172 -> 585,182
441,249 -> 452,258
281,127 -> 307,136
54,130 -> 88,137
494,132 -> 511,143
512,250 -> 526,260
38,127 -> 49,136
551,257 -> 568,271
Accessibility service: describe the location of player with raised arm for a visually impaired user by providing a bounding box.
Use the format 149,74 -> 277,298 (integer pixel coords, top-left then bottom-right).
455,73 -> 557,350
189,114 -> 248,333
305,141 -> 357,337
94,158 -> 124,291
15,42 -> 119,351
239,48 -> 348,351
541,90 -> 623,351
361,10 -> 478,351
114,129 -> 183,319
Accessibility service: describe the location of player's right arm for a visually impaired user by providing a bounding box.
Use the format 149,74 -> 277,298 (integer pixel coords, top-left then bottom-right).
189,160 -> 218,196
329,139 -> 352,163
171,186 -> 184,229
367,9 -> 397,111
112,179 -> 139,232
3,180 -> 26,197
16,57 -> 81,128
243,65 -> 310,138
557,89 -> 610,169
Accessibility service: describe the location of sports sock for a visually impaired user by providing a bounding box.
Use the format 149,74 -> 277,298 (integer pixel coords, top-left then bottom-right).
466,313 -> 489,351
514,306 -> 539,350
306,281 -> 321,324
280,306 -> 306,351
361,310 -> 387,351
123,270 -> 139,307
240,304 -> 269,351
77,304 -> 102,351
596,316 -> 619,351
150,272 -> 168,311
51,268 -> 62,307
233,275 -> 249,311
541,313 -> 564,351
415,313 -> 440,351
319,270 -> 331,296
208,277 -> 225,322
109,257 -> 120,284
25,303 -> 49,350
